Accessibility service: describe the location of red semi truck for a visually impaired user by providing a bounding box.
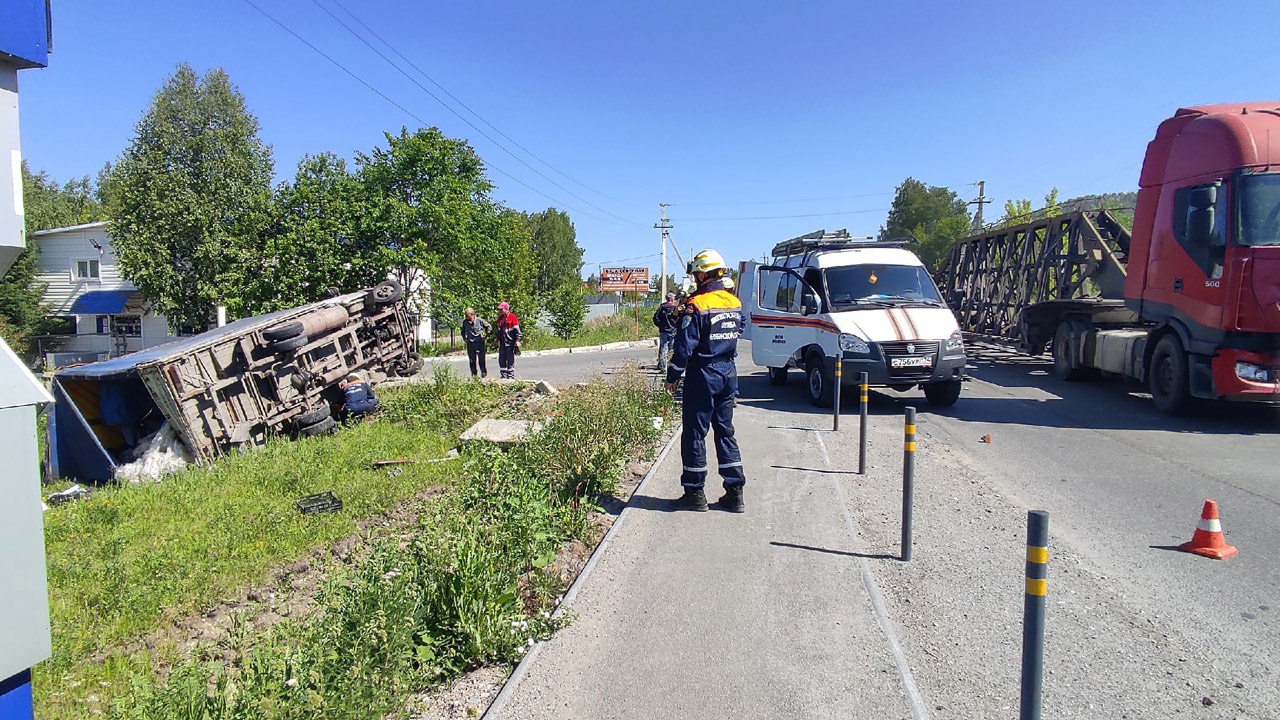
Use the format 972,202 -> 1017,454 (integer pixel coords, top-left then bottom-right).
938,102 -> 1280,413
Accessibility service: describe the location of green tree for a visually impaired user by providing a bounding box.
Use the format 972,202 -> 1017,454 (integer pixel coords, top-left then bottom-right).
879,178 -> 971,270
545,283 -> 587,339
1,164 -> 105,352
357,127 -> 536,327
107,63 -> 274,328
1001,188 -> 1060,227
524,208 -> 583,297
237,153 -> 381,313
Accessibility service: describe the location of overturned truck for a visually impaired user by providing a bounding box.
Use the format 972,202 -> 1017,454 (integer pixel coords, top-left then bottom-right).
51,281 -> 422,481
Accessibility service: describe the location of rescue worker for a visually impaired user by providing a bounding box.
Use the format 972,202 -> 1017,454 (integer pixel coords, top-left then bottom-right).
340,372 -> 380,417
495,301 -> 522,379
652,292 -> 678,372
663,249 -> 746,513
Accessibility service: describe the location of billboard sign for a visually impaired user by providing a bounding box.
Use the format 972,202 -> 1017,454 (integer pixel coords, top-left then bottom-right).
600,267 -> 650,292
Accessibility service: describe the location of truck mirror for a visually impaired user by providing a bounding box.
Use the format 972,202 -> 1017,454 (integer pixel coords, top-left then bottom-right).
800,288 -> 820,316
1188,206 -> 1215,246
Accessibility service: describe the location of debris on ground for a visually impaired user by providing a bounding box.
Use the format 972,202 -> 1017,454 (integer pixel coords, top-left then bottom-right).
296,491 -> 343,515
535,380 -> 560,396
980,433 -> 993,444
426,449 -> 461,463
115,422 -> 191,484
371,458 -> 415,468
47,484 -> 90,507
458,418 -> 542,447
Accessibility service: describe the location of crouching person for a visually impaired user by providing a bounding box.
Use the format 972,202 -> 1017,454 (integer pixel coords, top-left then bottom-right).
340,372 -> 380,418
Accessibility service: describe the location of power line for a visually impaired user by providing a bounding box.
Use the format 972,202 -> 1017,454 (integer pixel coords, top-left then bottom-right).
675,207 -> 889,222
305,0 -> 638,226
672,191 -> 894,207
237,0 -> 629,228
327,0 -> 626,206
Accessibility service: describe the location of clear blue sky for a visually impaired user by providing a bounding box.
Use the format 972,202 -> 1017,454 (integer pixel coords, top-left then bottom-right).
17,0 -> 1280,280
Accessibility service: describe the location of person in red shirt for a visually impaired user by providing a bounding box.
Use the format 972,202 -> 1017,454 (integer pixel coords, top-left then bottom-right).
495,301 -> 522,379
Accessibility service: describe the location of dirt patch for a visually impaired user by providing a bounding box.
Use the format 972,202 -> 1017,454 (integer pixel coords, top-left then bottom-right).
412,665 -> 511,720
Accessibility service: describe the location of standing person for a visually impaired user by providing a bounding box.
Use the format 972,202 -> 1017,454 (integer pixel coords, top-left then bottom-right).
495,301 -> 522,379
461,307 -> 492,378
652,292 -> 678,372
663,249 -> 746,513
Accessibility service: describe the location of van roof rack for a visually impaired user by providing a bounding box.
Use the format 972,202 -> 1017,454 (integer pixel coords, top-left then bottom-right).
771,229 -> 907,258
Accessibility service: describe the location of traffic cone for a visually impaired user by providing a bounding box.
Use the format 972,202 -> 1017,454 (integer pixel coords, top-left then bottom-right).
1179,500 -> 1237,559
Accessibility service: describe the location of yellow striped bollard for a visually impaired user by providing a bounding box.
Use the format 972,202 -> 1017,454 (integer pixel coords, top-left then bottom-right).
858,372 -> 868,474
901,406 -> 916,561
832,356 -> 843,431
1020,510 -> 1049,720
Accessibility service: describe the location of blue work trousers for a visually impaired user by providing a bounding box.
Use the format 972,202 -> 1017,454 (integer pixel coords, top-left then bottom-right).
658,332 -> 675,371
680,360 -> 745,489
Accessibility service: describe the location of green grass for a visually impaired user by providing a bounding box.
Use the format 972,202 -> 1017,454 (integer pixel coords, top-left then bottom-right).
36,369 -> 511,720
420,313 -> 658,356
93,369 -> 673,720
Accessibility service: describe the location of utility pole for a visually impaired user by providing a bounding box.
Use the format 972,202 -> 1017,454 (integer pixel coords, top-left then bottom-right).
969,180 -> 992,233
655,203 -> 672,299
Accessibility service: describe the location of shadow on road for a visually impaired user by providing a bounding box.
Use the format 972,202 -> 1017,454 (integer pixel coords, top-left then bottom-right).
770,541 -> 900,561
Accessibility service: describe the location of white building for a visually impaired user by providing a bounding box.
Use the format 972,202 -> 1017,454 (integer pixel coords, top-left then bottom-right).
31,222 -> 192,363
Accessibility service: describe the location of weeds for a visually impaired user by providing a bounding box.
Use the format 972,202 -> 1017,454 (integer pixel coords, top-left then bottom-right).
99,368 -> 670,720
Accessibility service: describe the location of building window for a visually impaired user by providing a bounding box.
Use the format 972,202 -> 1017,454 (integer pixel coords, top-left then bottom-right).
72,258 -> 101,281
112,315 -> 142,338
46,316 -> 75,335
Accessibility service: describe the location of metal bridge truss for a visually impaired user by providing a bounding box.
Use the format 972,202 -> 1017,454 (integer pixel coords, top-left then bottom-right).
935,210 -> 1133,349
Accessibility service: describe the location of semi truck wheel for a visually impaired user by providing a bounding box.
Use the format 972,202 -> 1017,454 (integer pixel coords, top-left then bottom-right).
806,354 -> 834,408
923,380 -> 962,407
295,406 -> 331,427
1149,335 -> 1192,414
768,366 -> 789,386
1052,323 -> 1086,381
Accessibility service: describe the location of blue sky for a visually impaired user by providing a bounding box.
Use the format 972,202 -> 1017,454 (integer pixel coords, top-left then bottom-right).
17,0 -> 1280,280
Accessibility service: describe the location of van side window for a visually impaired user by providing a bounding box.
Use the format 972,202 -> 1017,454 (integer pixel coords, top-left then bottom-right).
1171,181 -> 1227,278
758,268 -> 798,313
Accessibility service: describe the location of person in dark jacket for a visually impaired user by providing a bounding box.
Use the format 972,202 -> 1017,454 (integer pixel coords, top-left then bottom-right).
461,307 -> 492,378
495,301 -> 522,379
664,249 -> 746,513
340,372 -> 380,417
652,292 -> 678,372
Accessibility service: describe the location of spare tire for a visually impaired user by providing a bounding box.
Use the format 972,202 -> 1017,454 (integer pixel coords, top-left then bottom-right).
269,335 -> 308,354
370,280 -> 404,305
295,406 -> 331,427
263,321 -> 304,342
299,416 -> 336,437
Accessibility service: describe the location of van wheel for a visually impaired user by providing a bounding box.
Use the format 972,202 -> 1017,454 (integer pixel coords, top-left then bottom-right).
768,366 -> 789,386
1149,335 -> 1192,414
806,354 -> 834,408
924,380 -> 962,407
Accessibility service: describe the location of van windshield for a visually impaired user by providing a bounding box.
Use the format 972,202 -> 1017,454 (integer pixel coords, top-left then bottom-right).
1238,172 -> 1280,247
825,264 -> 943,307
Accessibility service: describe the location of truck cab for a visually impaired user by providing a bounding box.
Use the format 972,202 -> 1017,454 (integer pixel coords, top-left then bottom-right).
1126,103 -> 1280,410
738,230 -> 967,407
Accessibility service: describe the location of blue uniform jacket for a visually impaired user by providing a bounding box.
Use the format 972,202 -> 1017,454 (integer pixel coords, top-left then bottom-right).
666,280 -> 742,384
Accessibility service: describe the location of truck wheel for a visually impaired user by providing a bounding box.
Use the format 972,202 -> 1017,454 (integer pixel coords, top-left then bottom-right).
768,366 -> 789,386
296,406 -> 331,427
1052,323 -> 1086,381
924,380 -> 962,407
263,321 -> 304,342
370,280 -> 404,305
806,354 -> 834,408
269,335 -> 308,354
299,416 -> 336,437
1149,335 -> 1192,414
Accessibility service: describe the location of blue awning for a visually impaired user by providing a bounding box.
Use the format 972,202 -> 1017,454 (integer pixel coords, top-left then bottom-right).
69,289 -> 139,315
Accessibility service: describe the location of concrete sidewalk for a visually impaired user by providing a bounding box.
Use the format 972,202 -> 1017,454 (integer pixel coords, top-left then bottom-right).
486,389 -> 927,719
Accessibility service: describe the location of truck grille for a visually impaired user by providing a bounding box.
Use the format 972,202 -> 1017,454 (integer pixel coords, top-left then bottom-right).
880,340 -> 939,381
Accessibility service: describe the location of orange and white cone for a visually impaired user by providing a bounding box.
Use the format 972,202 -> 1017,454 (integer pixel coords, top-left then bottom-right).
1179,500 -> 1237,559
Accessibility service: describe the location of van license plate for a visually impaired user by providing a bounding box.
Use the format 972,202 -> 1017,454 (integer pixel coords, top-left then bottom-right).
891,356 -> 933,369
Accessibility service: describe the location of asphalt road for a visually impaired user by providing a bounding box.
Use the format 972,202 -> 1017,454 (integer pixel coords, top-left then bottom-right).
480,340 -> 1278,718
428,343 -> 658,388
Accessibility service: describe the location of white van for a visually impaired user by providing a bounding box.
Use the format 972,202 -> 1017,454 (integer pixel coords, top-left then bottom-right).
737,230 -> 966,407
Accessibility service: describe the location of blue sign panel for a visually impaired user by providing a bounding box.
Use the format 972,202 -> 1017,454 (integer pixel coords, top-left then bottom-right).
0,0 -> 51,69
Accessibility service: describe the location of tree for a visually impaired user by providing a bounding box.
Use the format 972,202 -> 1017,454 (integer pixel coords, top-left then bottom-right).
1,163 -> 105,352
357,127 -> 536,327
1001,188 -> 1060,227
107,64 -> 274,328
545,284 -> 587,339
879,178 -> 971,271
236,153 -> 380,313
523,208 -> 583,297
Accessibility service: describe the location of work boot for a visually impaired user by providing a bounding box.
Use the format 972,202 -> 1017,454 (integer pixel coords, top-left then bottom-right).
669,487 -> 708,512
716,485 -> 745,513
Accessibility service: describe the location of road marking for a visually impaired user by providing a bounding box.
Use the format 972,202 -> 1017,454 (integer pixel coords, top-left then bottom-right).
816,431 -> 933,720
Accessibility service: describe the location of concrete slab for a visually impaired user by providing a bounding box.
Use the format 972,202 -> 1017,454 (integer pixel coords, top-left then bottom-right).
458,419 -> 541,446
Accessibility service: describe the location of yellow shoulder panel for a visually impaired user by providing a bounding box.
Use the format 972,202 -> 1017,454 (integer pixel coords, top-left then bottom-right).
690,289 -> 742,311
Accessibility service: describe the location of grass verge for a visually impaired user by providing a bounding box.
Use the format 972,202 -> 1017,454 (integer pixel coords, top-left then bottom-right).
421,314 -> 657,356
36,368 -> 511,719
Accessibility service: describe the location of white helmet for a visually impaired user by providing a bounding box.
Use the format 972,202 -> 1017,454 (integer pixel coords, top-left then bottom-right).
688,248 -> 727,274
